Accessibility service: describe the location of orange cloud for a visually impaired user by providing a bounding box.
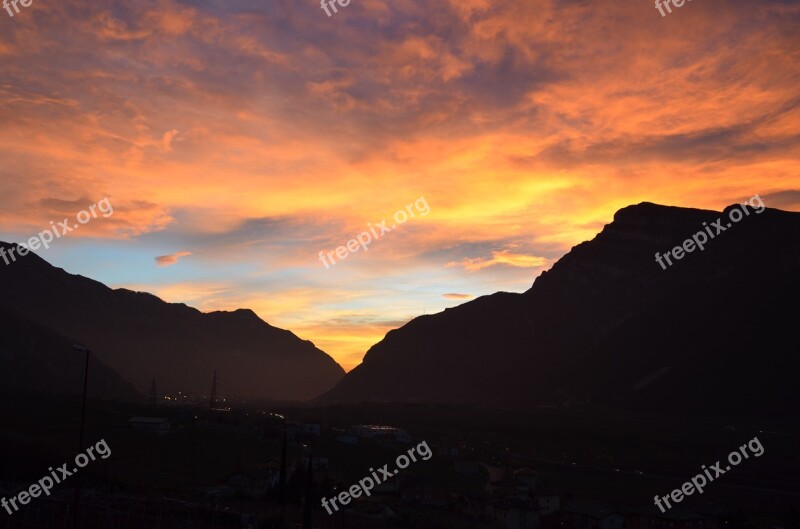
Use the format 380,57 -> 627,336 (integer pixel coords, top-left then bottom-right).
443,293 -> 473,300
1,0 -> 798,371
161,129 -> 180,152
155,252 -> 192,267
448,251 -> 549,272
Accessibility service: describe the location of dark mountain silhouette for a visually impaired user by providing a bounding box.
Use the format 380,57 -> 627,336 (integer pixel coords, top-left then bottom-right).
0,307 -> 138,399
322,202 -> 800,415
0,242 -> 344,401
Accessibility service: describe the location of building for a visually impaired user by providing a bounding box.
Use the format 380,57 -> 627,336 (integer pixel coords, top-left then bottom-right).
514,467 -> 540,489
344,500 -> 396,528
488,498 -> 540,529
352,424 -> 412,443
454,459 -> 483,475
128,417 -> 170,432
437,445 -> 460,457
227,467 -> 280,498
299,456 -> 329,472
487,478 -> 532,498
532,493 -> 560,516
625,506 -> 719,529
400,476 -> 448,507
563,499 -> 625,529
196,485 -> 235,500
301,423 -> 321,436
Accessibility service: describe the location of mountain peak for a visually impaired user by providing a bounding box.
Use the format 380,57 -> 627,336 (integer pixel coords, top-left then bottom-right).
609,202 -> 717,230
208,308 -> 272,328
321,202 -> 800,414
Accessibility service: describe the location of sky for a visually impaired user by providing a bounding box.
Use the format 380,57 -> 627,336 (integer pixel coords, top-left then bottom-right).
1,0 -> 798,371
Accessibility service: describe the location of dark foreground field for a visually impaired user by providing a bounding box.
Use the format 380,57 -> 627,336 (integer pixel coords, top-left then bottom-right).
2,393 -> 798,528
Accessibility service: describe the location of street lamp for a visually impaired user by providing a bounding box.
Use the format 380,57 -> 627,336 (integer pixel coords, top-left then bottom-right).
70,345 -> 90,529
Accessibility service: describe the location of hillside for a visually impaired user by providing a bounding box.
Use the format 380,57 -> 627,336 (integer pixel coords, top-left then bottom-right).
0,245 -> 345,401
321,202 -> 800,415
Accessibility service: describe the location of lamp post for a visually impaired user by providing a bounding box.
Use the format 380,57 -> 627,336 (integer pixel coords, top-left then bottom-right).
71,345 -> 90,529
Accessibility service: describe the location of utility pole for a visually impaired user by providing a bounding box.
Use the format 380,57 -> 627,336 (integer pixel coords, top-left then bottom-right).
278,421 -> 287,528
209,370 -> 218,411
279,423 -> 287,506
303,455 -> 313,529
150,379 -> 157,408
70,345 -> 90,529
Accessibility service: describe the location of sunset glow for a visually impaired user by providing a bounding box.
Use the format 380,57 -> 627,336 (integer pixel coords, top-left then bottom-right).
1,0 -> 798,370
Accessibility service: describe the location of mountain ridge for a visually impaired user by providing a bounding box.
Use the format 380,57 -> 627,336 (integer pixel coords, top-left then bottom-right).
0,243 -> 345,401
321,201 -> 800,414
